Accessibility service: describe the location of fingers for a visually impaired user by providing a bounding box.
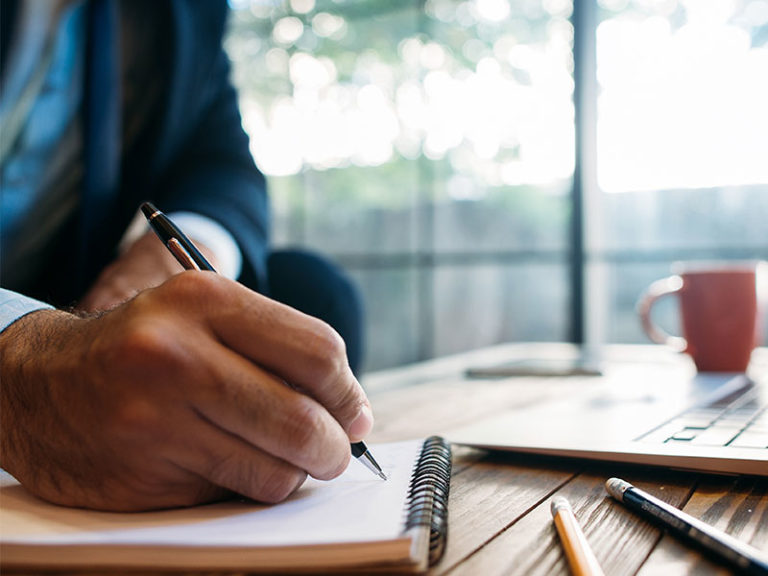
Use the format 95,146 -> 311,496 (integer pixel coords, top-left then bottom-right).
98,280 -> 358,480
194,275 -> 373,441
104,406 -> 309,508
100,273 -> 369,494
168,414 -> 309,505
0,287 -> 358,513
190,340 -> 352,480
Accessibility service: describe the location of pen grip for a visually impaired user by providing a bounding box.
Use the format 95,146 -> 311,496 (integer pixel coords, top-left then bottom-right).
142,202 -> 215,272
168,238 -> 201,271
164,222 -> 215,272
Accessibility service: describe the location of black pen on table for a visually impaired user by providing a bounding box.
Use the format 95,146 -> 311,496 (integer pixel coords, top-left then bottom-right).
140,201 -> 387,481
606,478 -> 768,576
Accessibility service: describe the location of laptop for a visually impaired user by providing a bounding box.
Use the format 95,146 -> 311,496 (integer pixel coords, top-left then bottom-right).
446,355 -> 768,476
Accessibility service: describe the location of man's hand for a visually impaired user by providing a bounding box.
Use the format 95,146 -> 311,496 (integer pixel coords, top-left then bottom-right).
77,231 -> 219,312
0,273 -> 373,511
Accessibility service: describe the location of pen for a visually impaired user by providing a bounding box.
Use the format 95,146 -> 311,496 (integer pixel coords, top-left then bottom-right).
140,201 -> 387,481
606,478 -> 768,576
550,497 -> 605,576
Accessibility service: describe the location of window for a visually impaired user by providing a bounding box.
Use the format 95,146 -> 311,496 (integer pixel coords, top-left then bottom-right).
225,0 -> 768,370
588,0 -> 768,345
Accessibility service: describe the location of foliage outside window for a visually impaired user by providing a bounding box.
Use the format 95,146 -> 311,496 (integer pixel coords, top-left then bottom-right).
225,0 -> 768,370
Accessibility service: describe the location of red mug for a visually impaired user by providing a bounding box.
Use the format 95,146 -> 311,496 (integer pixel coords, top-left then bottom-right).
637,263 -> 761,372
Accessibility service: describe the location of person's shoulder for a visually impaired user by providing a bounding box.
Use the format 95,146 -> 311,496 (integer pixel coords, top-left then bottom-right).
120,0 -> 228,66
173,0 -> 229,36
123,0 -> 229,38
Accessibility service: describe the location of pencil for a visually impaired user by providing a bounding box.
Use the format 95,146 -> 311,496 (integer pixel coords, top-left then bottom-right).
551,496 -> 605,576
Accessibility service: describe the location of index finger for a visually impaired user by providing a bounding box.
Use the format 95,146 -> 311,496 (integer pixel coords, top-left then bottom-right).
200,276 -> 374,441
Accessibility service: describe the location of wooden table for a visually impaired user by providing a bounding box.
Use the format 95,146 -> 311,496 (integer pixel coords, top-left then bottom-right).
364,343 -> 768,576
4,344 -> 766,575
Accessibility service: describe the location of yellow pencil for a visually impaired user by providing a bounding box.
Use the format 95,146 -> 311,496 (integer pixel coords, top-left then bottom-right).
551,496 -> 605,576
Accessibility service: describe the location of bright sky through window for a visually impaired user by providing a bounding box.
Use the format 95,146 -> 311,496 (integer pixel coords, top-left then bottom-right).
597,0 -> 768,193
231,0 -> 574,190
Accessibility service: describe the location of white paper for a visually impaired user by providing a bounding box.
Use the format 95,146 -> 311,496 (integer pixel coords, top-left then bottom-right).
0,440 -> 422,548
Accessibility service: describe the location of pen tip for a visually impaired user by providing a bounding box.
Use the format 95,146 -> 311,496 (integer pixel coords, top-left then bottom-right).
358,450 -> 387,480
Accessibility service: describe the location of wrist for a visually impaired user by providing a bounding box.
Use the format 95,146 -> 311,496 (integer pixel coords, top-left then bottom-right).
0,309 -> 79,474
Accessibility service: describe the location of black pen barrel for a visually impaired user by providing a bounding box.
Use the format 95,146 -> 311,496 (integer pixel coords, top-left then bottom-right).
623,488 -> 768,576
141,202 -> 216,272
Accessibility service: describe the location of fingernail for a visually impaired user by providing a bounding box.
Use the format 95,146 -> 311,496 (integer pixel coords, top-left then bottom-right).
348,403 -> 374,439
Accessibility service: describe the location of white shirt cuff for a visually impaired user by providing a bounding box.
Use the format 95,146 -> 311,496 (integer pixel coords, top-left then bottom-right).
0,289 -> 54,333
119,210 -> 243,280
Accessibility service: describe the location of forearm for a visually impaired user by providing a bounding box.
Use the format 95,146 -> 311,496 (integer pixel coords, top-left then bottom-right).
0,309 -> 82,489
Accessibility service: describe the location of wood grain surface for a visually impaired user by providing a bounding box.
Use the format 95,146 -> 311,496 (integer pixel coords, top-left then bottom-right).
5,344 -> 768,575
364,344 -> 768,575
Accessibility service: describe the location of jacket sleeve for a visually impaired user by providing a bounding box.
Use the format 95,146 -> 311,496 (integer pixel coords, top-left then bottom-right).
149,0 -> 270,292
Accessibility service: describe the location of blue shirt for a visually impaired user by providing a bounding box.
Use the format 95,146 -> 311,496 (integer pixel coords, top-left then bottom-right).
0,1 -> 84,330
0,1 -> 242,332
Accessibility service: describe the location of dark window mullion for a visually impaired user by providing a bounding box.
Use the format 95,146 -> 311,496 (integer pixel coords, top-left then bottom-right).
571,0 -> 598,345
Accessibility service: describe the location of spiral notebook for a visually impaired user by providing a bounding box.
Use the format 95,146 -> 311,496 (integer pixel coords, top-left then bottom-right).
0,437 -> 451,573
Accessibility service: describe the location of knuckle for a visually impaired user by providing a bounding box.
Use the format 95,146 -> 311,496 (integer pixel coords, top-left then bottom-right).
294,322 -> 365,429
315,323 -> 347,367
89,319 -> 184,440
96,313 -> 175,368
284,398 -> 351,479
313,446 -> 351,481
118,322 -> 167,359
152,270 -> 229,311
205,452 -> 241,488
175,271 -> 229,304
280,397 -> 352,478
207,453 -> 306,504
257,468 -> 306,504
99,317 -> 189,380
332,381 -> 366,421
112,397 -> 153,429
108,401 -> 162,445
108,392 -> 167,438
307,323 -> 348,387
285,396 -> 329,451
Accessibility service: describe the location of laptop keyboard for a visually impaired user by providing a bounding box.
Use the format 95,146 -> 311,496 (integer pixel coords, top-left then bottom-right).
637,379 -> 768,449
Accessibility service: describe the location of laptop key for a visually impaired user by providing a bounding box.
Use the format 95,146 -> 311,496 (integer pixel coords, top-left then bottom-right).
728,431 -> 768,449
637,422 -> 686,443
674,416 -> 716,429
669,428 -> 699,442
710,420 -> 748,429
689,427 -> 741,446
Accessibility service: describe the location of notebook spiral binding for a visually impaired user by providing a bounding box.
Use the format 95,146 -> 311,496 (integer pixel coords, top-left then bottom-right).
403,436 -> 452,565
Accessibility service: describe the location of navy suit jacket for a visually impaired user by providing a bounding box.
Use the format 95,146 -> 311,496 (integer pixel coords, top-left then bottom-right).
1,0 -> 269,306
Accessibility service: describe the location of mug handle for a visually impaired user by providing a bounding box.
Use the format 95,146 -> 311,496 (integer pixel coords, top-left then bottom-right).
636,275 -> 687,351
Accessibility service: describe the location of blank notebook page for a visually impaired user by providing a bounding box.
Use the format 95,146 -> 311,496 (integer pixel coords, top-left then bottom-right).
0,439 -> 422,548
